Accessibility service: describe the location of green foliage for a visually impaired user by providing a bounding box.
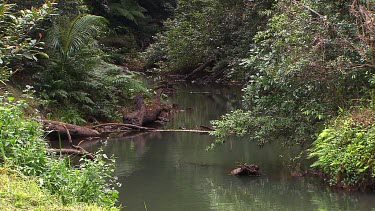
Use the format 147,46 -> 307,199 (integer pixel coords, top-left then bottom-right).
211,0 -> 374,147
48,14 -> 108,59
144,0 -> 272,81
0,1 -> 53,81
109,0 -> 147,24
0,167 -> 115,210
309,108 -> 375,188
210,109 -> 316,149
0,94 -> 120,208
42,151 -> 120,207
36,14 -> 147,123
0,94 -> 47,175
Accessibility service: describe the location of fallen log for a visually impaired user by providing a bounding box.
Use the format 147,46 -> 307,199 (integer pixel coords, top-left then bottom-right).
42,119 -> 100,138
230,163 -> 261,176
46,123 -> 95,160
94,126 -> 211,135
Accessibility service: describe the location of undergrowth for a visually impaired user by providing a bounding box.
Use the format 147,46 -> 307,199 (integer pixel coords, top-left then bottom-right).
309,107 -> 375,189
0,90 -> 120,209
0,167 -> 114,211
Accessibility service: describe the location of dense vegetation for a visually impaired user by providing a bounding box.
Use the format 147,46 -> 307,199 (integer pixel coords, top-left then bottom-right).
144,0 -> 375,189
209,0 -> 375,189
0,0 -> 157,209
2,0 -> 375,209
144,0 -> 273,82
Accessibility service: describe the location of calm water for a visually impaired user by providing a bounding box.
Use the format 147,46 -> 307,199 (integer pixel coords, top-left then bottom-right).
98,84 -> 375,211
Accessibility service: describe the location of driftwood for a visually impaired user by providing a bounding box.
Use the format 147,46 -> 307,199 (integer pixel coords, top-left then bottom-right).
230,163 -> 261,176
42,119 -> 100,138
152,129 -> 210,134
123,93 -> 146,125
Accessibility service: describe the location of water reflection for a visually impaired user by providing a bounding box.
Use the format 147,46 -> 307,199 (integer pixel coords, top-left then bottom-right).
99,84 -> 375,211
103,133 -> 375,211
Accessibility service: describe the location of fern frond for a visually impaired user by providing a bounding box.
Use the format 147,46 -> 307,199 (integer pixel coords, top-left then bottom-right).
109,0 -> 147,24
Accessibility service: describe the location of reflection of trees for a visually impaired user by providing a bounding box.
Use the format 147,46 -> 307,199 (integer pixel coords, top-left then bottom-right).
100,131 -> 374,211
88,83 -> 375,210
103,132 -> 162,176
166,84 -> 242,129
186,174 -> 366,211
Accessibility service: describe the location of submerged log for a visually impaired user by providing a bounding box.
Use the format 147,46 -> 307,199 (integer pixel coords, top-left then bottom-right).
42,120 -> 100,138
230,163 -> 261,176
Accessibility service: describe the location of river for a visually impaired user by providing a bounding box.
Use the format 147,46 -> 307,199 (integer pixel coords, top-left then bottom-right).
97,84 -> 375,210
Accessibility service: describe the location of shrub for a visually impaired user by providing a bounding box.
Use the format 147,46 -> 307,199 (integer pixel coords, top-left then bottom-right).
309,108 -> 375,189
0,92 -> 120,208
144,0 -> 272,81
211,0 -> 372,147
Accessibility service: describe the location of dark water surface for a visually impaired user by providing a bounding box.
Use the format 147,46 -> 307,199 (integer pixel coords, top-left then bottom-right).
99,85 -> 375,211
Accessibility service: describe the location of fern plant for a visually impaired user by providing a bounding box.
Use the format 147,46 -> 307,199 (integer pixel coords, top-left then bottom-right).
109,0 -> 147,24
35,14 -> 147,123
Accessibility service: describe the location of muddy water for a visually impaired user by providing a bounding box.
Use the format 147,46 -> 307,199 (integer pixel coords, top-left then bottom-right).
99,84 -> 375,211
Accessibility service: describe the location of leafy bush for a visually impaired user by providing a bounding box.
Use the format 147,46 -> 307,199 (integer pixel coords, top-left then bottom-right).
309,108 -> 375,189
0,94 -> 120,208
0,0 -> 53,81
42,151 -> 119,207
144,0 -> 272,81
211,0 -> 373,147
0,95 -> 48,175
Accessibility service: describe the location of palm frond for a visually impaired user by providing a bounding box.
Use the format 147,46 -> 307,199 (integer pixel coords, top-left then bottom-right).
48,15 -> 108,58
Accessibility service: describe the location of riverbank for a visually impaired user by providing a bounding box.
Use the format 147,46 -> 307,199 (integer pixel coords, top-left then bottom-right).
0,167 -> 115,211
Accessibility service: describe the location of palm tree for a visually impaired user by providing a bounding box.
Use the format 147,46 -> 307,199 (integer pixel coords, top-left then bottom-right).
47,14 -> 108,60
